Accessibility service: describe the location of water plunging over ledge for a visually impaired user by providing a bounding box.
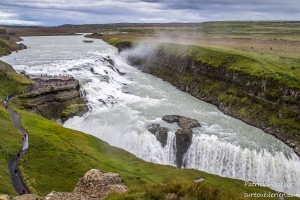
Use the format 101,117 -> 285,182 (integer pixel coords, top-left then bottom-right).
1,35 -> 299,194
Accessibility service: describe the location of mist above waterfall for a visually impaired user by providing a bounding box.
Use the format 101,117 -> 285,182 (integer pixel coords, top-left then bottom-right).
120,42 -> 158,72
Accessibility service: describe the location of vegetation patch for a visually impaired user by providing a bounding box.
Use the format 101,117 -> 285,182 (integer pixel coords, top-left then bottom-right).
0,61 -> 32,100
0,106 -> 22,195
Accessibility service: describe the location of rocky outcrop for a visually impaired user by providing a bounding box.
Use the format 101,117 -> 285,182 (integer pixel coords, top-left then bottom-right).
23,78 -> 87,122
147,115 -> 201,168
44,169 -> 127,200
147,124 -> 169,147
11,194 -> 42,200
0,194 -> 11,200
73,169 -> 128,198
175,129 -> 193,168
162,115 -> 200,168
0,28 -> 27,53
162,115 -> 200,129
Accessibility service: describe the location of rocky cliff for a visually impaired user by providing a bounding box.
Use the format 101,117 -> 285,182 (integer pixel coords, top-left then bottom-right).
122,43 -> 300,156
20,77 -> 87,122
0,28 -> 27,55
147,115 -> 201,168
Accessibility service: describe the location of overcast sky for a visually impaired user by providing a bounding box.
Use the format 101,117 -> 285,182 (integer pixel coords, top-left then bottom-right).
1,0 -> 300,26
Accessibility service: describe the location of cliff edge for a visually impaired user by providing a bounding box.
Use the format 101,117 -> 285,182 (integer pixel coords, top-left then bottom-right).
19,75 -> 87,122
120,42 -> 300,156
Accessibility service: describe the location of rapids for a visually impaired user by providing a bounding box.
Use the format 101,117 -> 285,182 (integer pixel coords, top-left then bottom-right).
1,34 -> 299,194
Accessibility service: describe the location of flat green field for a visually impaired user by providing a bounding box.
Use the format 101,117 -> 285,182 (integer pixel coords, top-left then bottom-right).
88,21 -> 300,88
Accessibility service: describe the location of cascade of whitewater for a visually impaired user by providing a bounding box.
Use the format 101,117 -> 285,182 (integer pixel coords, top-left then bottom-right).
1,35 -> 299,195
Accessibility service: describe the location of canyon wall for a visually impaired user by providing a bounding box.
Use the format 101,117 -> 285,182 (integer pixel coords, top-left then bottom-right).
121,43 -> 300,156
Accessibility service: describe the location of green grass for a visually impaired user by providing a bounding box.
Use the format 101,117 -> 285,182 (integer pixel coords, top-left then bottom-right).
0,38 -> 13,56
62,104 -> 86,118
0,61 -> 32,195
0,61 -> 33,100
107,181 -> 247,200
0,107 -> 22,195
154,43 -> 300,89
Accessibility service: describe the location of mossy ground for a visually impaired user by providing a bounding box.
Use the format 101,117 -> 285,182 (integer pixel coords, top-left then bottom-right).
0,106 -> 22,195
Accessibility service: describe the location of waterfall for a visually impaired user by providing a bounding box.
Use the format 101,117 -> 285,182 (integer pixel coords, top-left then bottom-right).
183,133 -> 300,193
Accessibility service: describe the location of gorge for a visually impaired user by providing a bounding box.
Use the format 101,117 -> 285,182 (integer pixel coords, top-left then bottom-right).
1,34 -> 300,195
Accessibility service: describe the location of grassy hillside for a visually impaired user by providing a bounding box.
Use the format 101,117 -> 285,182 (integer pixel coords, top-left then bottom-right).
0,106 -> 22,195
0,61 -> 33,100
0,38 -> 14,56
0,62 -> 32,195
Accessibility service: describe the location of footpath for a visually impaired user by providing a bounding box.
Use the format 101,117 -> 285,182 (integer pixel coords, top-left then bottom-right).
4,74 -> 77,195
7,102 -> 30,195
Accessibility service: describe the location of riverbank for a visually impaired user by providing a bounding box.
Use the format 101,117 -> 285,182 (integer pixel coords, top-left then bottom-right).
100,38 -> 300,157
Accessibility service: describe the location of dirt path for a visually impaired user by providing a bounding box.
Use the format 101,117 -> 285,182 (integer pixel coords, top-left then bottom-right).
7,102 -> 30,195
4,75 -> 77,195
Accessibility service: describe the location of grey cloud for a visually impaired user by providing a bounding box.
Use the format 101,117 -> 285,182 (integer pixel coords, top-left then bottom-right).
0,0 -> 300,25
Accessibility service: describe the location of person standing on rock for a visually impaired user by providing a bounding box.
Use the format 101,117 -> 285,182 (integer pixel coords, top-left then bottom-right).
21,188 -> 26,195
14,168 -> 18,176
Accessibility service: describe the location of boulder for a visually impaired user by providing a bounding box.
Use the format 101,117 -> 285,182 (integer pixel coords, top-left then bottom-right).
73,169 -> 128,199
11,194 -> 42,200
162,115 -> 201,167
162,115 -> 179,123
44,169 -> 127,200
44,191 -> 87,200
157,127 -> 169,147
0,194 -> 10,200
163,115 -> 201,129
147,124 -> 169,147
147,124 -> 160,134
177,117 -> 200,129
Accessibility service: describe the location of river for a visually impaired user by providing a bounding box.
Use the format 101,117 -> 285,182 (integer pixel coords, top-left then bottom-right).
1,34 -> 299,194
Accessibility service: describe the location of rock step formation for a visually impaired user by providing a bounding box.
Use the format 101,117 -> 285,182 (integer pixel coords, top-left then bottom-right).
24,79 -> 87,121
147,115 -> 201,168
